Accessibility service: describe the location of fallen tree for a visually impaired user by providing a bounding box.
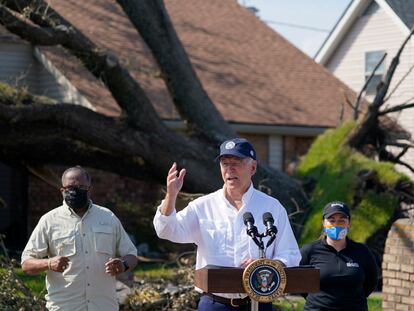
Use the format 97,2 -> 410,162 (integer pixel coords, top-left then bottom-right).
299,28 -> 414,257
0,0 -> 308,226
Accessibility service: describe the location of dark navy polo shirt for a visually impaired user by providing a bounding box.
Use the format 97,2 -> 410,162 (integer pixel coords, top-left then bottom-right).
300,237 -> 379,311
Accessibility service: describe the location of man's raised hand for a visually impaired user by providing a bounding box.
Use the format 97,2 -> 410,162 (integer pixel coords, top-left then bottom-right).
160,162 -> 186,216
166,162 -> 186,198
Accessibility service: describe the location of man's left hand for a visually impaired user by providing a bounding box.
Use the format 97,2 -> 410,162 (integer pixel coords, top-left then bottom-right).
105,258 -> 124,276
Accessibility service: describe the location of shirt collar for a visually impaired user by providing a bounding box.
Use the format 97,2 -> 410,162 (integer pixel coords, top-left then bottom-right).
221,182 -> 255,210
61,200 -> 93,218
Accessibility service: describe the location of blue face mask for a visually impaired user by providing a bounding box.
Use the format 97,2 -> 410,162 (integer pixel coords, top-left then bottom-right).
323,226 -> 348,240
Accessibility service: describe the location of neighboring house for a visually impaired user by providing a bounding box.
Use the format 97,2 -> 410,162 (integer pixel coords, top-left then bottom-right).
315,0 -> 414,178
0,0 -> 357,248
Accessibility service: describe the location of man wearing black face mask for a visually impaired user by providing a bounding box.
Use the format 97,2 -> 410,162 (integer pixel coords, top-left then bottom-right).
21,166 -> 138,311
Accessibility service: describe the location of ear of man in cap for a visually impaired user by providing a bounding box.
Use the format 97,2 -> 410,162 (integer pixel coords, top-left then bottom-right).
216,138 -> 256,160
322,201 -> 350,219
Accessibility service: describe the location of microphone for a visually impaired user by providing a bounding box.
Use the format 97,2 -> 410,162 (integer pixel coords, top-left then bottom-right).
243,212 -> 258,238
263,212 -> 278,247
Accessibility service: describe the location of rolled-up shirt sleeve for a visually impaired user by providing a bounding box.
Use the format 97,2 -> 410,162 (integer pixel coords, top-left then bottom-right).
115,216 -> 137,257
153,201 -> 199,244
21,216 -> 49,263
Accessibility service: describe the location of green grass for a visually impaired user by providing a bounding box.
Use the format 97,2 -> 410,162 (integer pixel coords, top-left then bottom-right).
133,263 -> 175,280
273,296 -> 305,310
297,122 -> 407,245
368,296 -> 382,311
15,269 -> 46,296
0,267 -> 45,296
273,295 -> 381,310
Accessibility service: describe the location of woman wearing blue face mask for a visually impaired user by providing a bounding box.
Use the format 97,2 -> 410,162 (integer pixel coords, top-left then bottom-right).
299,201 -> 379,311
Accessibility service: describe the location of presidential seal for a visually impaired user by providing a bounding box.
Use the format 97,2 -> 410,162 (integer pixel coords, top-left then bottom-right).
242,259 -> 287,303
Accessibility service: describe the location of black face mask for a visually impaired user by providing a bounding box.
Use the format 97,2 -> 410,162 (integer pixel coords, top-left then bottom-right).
63,188 -> 89,210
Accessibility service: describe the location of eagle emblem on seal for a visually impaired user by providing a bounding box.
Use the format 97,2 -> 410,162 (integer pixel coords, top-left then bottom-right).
254,269 -> 276,292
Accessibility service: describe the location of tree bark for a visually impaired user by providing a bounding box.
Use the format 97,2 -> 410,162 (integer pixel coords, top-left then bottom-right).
116,0 -> 235,142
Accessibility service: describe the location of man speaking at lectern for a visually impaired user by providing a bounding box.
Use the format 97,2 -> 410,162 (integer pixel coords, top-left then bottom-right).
153,138 -> 301,310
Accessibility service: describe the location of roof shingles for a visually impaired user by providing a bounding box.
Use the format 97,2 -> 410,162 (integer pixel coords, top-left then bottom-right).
40,0 -> 356,127
385,0 -> 414,28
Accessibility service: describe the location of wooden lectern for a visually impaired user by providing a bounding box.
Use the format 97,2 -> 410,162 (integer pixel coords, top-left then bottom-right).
195,265 -> 319,294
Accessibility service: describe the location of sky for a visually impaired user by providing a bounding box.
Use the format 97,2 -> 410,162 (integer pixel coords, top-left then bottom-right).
238,0 -> 352,57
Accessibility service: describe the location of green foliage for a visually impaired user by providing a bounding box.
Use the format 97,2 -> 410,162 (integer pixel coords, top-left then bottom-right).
273,296 -> 305,310
297,122 -> 407,245
0,265 -> 46,310
134,264 -> 175,280
368,295 -> 382,311
14,268 -> 46,296
272,295 -> 381,311
0,81 -> 56,106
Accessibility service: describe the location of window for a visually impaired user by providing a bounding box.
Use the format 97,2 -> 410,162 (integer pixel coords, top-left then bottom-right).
365,51 -> 386,95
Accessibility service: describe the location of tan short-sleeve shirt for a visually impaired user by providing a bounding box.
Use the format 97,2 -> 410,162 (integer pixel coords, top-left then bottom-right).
22,202 -> 137,311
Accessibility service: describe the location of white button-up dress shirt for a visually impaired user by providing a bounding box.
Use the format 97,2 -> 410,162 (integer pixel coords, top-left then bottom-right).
22,202 -> 137,311
153,183 -> 301,271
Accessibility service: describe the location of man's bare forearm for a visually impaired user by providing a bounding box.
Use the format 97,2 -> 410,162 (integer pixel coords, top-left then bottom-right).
21,258 -> 49,275
160,193 -> 177,216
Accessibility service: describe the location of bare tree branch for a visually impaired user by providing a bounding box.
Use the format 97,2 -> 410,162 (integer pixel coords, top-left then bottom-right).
379,102 -> 414,115
115,0 -> 236,142
395,145 -> 410,161
1,1 -> 164,131
353,52 -> 387,119
384,62 -> 414,103
348,26 -> 414,150
0,84 -> 220,192
385,142 -> 414,149
378,145 -> 414,173
394,159 -> 414,173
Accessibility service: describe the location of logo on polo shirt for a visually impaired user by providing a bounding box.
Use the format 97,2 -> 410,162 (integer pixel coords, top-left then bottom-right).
346,262 -> 359,267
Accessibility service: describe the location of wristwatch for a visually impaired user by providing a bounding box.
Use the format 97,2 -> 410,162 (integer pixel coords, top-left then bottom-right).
122,260 -> 129,272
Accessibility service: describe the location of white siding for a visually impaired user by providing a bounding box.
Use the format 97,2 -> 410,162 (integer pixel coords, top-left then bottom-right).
33,49 -> 95,109
268,135 -> 283,170
0,43 -> 66,100
0,42 -> 94,110
326,6 -> 414,178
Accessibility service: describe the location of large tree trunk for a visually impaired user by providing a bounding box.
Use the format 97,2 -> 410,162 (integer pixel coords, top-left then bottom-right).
0,0 -> 308,229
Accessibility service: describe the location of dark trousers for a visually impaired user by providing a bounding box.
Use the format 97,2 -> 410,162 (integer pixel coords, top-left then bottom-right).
198,295 -> 274,311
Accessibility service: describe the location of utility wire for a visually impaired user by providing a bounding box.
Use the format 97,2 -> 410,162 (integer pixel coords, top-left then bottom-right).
264,19 -> 330,32
238,1 -> 331,33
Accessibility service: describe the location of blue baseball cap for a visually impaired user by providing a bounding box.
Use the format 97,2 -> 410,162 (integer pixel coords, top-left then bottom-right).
216,138 -> 256,161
